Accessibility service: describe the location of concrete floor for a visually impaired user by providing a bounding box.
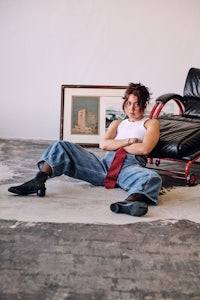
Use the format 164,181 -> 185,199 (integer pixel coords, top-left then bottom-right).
1,139 -> 200,224
0,139 -> 200,299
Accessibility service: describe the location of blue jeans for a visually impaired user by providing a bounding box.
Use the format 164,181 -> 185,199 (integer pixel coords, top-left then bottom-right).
38,141 -> 162,204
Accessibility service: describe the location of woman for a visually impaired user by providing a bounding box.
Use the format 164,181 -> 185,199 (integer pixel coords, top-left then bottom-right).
8,83 -> 162,217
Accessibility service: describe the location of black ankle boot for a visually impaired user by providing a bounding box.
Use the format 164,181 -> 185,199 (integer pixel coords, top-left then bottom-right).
110,193 -> 149,217
8,171 -> 48,197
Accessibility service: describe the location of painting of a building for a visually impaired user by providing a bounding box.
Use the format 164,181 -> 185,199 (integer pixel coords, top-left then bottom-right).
71,97 -> 99,134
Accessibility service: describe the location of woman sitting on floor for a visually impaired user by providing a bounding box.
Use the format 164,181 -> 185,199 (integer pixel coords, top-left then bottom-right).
8,83 -> 162,217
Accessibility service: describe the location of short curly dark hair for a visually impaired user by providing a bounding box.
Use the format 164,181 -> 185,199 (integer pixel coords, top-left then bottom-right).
122,83 -> 150,112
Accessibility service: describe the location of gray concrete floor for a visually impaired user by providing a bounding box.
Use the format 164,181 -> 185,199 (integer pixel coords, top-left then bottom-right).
0,139 -> 200,299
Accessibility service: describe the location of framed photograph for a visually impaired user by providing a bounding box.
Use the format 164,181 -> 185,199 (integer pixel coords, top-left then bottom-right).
60,85 -> 126,146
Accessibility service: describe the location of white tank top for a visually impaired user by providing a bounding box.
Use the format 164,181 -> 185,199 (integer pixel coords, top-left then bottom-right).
115,117 -> 148,141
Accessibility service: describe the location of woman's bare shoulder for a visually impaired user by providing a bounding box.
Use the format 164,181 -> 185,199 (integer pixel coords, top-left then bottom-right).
144,118 -> 159,129
109,119 -> 122,128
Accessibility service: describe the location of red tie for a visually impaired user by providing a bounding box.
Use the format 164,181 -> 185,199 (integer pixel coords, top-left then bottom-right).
104,147 -> 127,189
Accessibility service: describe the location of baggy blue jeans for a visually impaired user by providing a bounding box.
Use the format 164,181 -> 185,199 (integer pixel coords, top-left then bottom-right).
38,141 -> 162,204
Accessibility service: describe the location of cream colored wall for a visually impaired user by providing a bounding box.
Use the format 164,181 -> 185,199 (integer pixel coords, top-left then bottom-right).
0,0 -> 200,140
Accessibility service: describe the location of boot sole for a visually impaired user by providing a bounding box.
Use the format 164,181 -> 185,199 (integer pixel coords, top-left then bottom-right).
110,201 -> 148,217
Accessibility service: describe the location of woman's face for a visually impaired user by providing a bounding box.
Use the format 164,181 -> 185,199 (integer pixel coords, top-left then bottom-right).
125,94 -> 144,122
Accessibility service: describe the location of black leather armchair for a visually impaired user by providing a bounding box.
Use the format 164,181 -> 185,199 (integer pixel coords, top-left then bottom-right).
148,67 -> 200,186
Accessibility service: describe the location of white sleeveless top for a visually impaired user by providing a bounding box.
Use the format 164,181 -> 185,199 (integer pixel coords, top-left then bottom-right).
115,117 -> 148,141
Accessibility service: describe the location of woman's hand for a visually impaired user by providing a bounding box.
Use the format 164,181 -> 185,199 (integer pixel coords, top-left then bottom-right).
128,137 -> 142,145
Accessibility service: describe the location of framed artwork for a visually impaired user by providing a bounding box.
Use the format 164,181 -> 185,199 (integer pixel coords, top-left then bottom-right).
60,85 -> 126,146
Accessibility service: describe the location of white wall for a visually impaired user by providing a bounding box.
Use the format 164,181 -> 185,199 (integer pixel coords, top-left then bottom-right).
0,0 -> 200,140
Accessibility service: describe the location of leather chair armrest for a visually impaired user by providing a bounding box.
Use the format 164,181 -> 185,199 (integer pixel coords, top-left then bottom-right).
149,94 -> 185,118
156,93 -> 184,104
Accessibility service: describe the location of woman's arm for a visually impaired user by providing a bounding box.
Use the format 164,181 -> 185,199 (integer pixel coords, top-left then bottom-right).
124,119 -> 160,156
100,119 -> 160,155
100,120 -> 131,151
100,118 -> 160,155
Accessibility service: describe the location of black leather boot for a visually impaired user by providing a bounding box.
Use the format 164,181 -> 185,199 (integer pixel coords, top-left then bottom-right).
110,193 -> 148,217
8,171 -> 48,197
